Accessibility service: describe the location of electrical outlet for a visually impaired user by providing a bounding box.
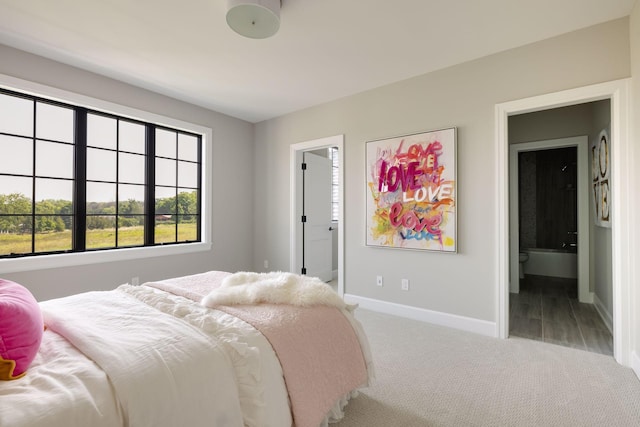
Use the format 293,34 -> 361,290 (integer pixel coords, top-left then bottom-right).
264,260 -> 269,269
401,278 -> 409,291
131,277 -> 139,286
376,275 -> 383,287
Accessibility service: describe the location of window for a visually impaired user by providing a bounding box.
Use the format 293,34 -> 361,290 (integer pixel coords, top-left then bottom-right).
0,88 -> 203,259
329,146 -> 339,222
154,128 -> 200,244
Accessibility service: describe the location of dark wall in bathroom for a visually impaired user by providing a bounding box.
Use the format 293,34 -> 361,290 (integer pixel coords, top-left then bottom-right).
518,152 -> 537,249
536,147 -> 577,250
518,147 -> 577,251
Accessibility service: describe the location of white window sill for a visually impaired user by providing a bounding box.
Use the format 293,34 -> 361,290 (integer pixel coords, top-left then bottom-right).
0,242 -> 211,274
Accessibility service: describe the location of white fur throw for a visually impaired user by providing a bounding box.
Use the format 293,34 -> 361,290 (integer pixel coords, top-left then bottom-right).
201,272 -> 345,309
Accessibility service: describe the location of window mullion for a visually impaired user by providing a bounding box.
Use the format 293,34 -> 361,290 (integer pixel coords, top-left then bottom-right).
30,100 -> 37,254
144,124 -> 155,245
174,132 -> 178,241
74,108 -> 87,251
115,120 -> 120,247
196,135 -> 202,242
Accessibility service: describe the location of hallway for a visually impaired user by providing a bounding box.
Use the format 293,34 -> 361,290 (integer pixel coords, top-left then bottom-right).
509,275 -> 613,356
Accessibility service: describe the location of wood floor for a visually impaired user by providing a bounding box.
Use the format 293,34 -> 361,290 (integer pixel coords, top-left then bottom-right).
509,275 -> 613,356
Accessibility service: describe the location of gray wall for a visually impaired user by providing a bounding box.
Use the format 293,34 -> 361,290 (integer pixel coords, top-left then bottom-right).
590,101 -> 613,320
509,103 -> 600,143
0,44 -> 255,301
253,18 -> 630,322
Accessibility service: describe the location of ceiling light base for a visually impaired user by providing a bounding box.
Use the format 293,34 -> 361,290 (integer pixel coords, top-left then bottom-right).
226,0 -> 281,39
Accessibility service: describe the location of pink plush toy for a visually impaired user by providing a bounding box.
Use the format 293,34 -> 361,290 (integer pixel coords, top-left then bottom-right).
0,279 -> 44,380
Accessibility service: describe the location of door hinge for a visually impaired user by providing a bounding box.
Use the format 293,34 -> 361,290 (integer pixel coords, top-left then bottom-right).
301,215 -> 307,223
301,162 -> 307,170
301,267 -> 307,275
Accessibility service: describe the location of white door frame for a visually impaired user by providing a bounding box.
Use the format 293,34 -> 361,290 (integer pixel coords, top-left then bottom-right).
495,79 -> 632,366
290,135 -> 344,295
509,137 -> 590,304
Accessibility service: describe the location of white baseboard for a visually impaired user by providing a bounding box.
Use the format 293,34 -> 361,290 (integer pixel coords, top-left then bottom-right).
632,352 -> 640,381
344,294 -> 496,337
593,293 -> 613,334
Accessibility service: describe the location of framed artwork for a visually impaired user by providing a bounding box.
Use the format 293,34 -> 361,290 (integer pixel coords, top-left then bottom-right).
366,127 -> 457,252
591,127 -> 611,228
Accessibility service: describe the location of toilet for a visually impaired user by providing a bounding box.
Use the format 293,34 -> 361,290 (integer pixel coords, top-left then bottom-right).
518,252 -> 529,279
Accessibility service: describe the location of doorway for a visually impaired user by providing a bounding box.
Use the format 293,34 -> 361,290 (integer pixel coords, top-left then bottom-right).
495,79 -> 632,366
509,137 -> 589,302
290,135 -> 344,295
508,136 -> 612,355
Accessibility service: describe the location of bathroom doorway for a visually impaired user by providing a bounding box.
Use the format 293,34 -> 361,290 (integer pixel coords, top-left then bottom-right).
496,80 -> 631,366
518,146 -> 579,284
509,138 -> 587,300
506,101 -> 613,356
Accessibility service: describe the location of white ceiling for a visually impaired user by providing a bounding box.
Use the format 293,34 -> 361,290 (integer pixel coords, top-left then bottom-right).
0,0 -> 636,123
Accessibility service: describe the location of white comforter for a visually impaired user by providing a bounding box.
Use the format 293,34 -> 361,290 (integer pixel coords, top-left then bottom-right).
0,285 -> 291,427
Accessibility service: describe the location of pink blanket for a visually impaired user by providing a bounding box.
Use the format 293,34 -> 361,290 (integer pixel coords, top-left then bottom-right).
146,271 -> 368,427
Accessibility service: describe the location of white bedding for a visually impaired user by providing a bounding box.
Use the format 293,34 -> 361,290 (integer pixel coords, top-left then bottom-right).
0,284 -> 292,427
120,284 -> 292,427
42,288 -> 245,427
0,329 -> 122,427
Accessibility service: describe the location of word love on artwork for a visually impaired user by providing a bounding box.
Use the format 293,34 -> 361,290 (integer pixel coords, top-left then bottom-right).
402,184 -> 453,203
377,160 -> 424,193
388,202 -> 441,236
376,143 -> 442,193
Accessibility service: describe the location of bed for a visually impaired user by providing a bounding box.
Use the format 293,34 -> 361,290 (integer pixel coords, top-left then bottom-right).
0,270 -> 374,427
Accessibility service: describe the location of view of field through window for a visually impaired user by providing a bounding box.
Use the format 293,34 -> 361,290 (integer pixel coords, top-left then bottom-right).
0,89 -> 201,257
0,191 -> 198,256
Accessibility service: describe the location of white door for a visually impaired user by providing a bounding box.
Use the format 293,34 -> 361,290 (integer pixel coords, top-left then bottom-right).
302,152 -> 333,281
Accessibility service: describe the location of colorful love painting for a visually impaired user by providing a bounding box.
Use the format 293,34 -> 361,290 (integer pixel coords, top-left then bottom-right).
366,128 -> 457,252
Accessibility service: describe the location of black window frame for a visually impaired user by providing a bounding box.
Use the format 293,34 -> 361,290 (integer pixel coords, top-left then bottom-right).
0,87 -> 203,259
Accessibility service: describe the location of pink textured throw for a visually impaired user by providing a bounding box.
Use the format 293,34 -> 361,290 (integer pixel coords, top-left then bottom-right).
146,270 -> 230,301
144,271 -> 368,427
223,304 -> 367,427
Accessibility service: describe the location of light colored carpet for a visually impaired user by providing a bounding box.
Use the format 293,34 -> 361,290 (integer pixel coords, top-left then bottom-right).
335,309 -> 640,427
